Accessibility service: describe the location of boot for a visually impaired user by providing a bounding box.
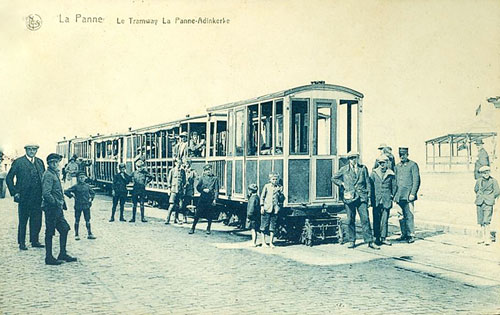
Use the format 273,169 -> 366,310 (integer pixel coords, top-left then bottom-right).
141,206 -> 147,222
86,222 -> 96,239
45,235 -> 62,265
119,208 -> 126,221
58,231 -> 77,262
130,207 -> 136,222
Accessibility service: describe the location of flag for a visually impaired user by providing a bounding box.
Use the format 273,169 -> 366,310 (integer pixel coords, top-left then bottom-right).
475,104 -> 481,116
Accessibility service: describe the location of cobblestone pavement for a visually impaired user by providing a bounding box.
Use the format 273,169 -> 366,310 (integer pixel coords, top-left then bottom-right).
1,195 -> 500,314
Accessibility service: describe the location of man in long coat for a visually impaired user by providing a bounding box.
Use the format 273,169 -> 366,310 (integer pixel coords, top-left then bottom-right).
394,147 -> 421,244
370,154 -> 397,246
332,151 -> 379,249
6,143 -> 45,250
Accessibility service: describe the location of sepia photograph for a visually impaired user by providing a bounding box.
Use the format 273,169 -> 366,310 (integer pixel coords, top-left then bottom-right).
1,0 -> 499,314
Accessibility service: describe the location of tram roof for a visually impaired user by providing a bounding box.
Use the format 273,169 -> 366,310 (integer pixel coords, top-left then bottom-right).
130,113 -> 225,134
207,83 -> 364,112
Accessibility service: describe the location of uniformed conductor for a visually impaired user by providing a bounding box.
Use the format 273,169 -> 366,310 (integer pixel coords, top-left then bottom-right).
42,153 -> 77,265
6,143 -> 45,250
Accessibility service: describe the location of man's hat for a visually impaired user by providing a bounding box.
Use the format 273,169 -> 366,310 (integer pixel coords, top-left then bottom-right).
118,163 -> 126,169
248,184 -> 258,192
203,164 -> 212,170
46,153 -> 62,163
347,151 -> 360,158
24,143 -> 39,149
377,154 -> 389,162
377,143 -> 388,150
191,131 -> 198,136
475,139 -> 484,145
479,166 -> 490,173
70,154 -> 78,161
399,147 -> 409,154
136,160 -> 145,167
180,131 -> 188,138
76,171 -> 86,177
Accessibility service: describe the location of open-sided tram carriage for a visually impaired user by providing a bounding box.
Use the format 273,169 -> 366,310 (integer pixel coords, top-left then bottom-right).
57,82 -> 364,246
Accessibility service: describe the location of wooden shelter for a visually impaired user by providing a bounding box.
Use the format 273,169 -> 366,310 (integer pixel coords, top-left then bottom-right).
425,119 -> 497,171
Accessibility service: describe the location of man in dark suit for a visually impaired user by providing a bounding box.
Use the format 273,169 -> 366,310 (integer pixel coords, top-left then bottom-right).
332,151 -> 379,250
394,147 -> 421,244
6,143 -> 46,250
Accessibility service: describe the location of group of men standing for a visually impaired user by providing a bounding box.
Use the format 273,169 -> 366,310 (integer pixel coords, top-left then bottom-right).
332,144 -> 421,249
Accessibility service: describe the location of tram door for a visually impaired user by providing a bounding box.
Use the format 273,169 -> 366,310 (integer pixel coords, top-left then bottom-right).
311,99 -> 337,201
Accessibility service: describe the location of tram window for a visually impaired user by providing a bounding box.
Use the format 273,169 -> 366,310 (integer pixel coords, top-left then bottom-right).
161,131 -> 167,158
96,143 -> 101,158
290,100 -> 309,154
247,105 -> 258,156
275,100 -> 283,155
316,105 -> 332,155
188,123 -> 206,158
215,121 -> 227,156
113,140 -> 119,156
338,100 -> 358,154
259,102 -> 273,155
235,110 -> 244,156
227,111 -> 234,156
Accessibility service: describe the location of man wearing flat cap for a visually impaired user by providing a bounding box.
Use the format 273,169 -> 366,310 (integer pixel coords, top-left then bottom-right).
474,139 -> 490,180
6,143 -> 46,250
394,147 -> 421,244
42,153 -> 77,265
332,151 -> 379,249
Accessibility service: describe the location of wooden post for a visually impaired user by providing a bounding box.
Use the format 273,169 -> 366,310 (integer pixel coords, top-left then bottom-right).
466,135 -> 471,171
432,143 -> 436,171
449,136 -> 453,170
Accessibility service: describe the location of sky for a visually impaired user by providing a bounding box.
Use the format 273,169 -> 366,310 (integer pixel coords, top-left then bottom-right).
1,0 -> 499,167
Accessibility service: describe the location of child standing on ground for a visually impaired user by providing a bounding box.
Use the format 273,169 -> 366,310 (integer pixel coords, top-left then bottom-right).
260,173 -> 285,248
474,166 -> 500,246
246,184 -> 260,246
64,172 -> 96,240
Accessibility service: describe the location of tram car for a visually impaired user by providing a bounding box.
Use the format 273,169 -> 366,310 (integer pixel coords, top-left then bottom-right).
206,81 -> 363,244
128,113 -> 227,206
57,81 -> 363,245
56,136 -> 94,177
92,132 -> 133,189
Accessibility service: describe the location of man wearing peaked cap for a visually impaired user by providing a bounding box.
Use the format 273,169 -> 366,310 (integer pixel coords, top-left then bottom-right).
6,143 -> 46,250
42,152 -> 77,265
394,146 -> 420,244
173,131 -> 189,164
332,150 -> 379,250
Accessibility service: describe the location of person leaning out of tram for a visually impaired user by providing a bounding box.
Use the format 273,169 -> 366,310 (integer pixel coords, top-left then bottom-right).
332,151 -> 380,250
370,154 -> 397,247
189,164 -> 219,235
260,172 -> 285,248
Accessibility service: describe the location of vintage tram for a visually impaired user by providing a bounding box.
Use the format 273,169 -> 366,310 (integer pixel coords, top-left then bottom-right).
58,81 -> 363,245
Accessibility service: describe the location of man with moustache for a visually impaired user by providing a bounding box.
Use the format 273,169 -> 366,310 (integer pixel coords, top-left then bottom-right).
6,143 -> 46,250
